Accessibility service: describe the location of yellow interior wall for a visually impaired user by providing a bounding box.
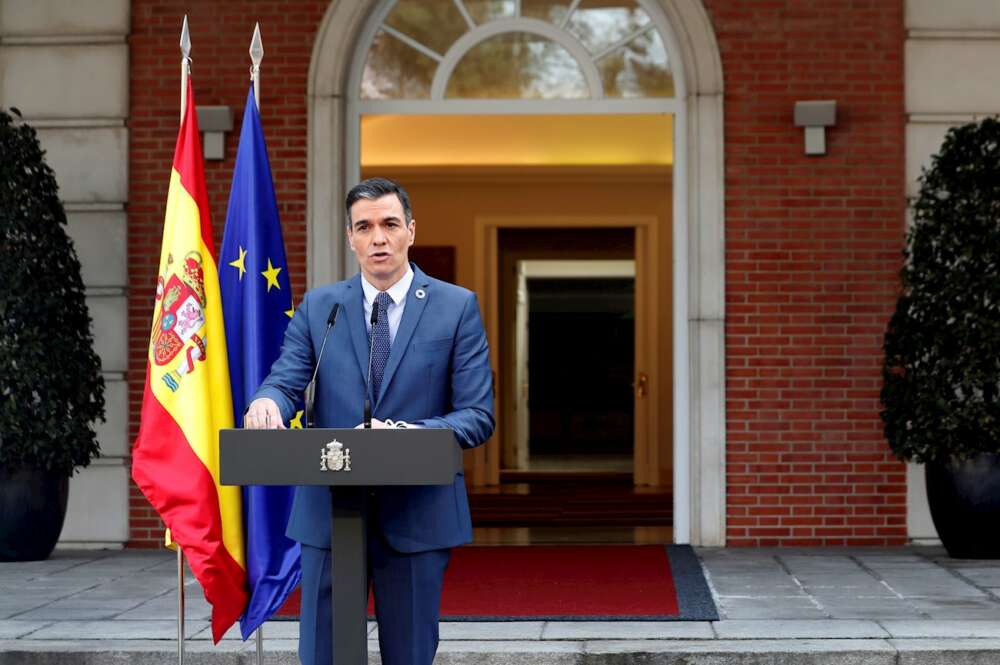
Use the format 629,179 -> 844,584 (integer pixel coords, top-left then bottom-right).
362,115 -> 674,166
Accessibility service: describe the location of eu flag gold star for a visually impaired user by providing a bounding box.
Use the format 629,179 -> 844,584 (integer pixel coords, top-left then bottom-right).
229,246 -> 247,280
285,304 -> 294,319
289,410 -> 304,429
261,258 -> 282,292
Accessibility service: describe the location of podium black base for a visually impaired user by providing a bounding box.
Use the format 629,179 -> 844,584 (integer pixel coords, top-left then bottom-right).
331,487 -> 369,665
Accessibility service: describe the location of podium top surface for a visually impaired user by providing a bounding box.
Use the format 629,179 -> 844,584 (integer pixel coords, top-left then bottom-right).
219,428 -> 462,487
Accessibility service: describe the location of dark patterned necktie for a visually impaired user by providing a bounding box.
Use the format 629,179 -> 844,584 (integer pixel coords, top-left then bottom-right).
370,291 -> 392,401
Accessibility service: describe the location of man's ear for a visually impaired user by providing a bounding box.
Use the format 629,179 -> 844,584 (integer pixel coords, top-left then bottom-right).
407,219 -> 416,246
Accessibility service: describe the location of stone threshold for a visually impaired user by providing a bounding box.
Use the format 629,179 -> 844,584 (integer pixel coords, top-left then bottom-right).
4,638 -> 1000,665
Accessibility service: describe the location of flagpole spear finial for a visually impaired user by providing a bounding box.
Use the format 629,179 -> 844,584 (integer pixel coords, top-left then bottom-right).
250,22 -> 263,111
180,15 -> 192,121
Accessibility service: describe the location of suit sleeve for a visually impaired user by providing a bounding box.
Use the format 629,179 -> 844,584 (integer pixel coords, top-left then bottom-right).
252,291 -> 316,422
414,292 -> 495,448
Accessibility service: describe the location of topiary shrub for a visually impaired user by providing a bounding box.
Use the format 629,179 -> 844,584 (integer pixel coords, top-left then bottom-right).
881,117 -> 1000,464
0,108 -> 105,476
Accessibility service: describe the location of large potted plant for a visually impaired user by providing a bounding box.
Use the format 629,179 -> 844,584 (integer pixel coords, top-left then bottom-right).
0,109 -> 105,561
881,117 -> 1000,559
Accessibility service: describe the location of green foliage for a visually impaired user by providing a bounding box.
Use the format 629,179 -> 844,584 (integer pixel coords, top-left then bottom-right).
0,109 -> 105,476
881,118 -> 1000,464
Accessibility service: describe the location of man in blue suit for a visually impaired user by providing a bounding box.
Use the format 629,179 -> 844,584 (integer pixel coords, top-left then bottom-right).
244,177 -> 494,665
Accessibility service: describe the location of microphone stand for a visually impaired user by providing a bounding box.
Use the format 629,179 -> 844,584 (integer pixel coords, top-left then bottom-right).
305,303 -> 339,429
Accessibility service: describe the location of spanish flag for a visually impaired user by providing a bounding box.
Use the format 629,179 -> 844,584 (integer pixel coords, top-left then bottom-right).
132,77 -> 247,643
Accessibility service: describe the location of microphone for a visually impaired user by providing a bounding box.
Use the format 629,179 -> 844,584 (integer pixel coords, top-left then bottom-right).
304,303 -> 339,429
364,304 -> 378,429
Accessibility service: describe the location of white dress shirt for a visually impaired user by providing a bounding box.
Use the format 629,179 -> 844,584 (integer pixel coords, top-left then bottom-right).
361,266 -> 413,346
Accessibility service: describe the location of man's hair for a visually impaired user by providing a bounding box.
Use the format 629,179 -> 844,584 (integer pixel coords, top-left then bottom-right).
345,177 -> 413,229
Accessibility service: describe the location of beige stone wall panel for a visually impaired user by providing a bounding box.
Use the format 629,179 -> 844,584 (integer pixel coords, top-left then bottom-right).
0,44 -> 128,119
59,464 -> 129,544
86,295 -> 127,373
905,122 -> 954,198
906,40 -> 1000,114
66,211 -> 127,287
93,379 -> 128,459
906,0 -> 1000,31
0,0 -> 129,37
35,127 -> 128,203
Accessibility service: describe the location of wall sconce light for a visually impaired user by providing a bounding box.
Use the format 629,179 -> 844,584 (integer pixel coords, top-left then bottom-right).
794,100 -> 837,156
196,106 -> 233,161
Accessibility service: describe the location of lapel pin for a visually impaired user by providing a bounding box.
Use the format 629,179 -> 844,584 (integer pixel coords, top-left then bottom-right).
415,288 -> 426,300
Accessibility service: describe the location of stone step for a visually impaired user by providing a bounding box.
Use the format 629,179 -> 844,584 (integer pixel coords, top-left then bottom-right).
4,639 -> 1000,664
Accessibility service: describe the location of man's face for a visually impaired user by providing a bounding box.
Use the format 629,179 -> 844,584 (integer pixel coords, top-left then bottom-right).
347,194 -> 415,287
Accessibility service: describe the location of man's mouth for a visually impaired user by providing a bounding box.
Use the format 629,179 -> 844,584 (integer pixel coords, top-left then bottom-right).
370,251 -> 390,261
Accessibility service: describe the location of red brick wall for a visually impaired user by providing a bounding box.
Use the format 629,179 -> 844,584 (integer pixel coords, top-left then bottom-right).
127,2 -> 325,546
126,0 -> 907,547
704,0 -> 908,545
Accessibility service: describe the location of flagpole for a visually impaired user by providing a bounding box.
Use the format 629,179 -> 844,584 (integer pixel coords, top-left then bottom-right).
178,546 -> 186,665
177,16 -> 191,665
250,24 -> 265,665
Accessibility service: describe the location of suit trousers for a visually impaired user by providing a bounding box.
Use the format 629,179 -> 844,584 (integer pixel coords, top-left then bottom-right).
298,500 -> 452,665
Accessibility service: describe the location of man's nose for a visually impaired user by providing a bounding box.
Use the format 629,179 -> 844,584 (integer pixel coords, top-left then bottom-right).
372,225 -> 387,244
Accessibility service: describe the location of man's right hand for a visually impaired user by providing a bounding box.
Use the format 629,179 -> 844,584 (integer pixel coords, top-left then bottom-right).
244,398 -> 286,430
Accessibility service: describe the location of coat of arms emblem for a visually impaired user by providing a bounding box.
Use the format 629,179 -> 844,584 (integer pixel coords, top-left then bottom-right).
151,251 -> 208,392
320,440 -> 351,472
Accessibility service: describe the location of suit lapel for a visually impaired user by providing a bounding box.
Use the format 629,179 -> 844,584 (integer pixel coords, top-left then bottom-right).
376,266 -> 430,407
344,274 -> 370,381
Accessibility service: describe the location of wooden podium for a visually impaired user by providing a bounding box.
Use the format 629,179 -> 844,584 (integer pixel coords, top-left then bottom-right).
219,427 -> 462,665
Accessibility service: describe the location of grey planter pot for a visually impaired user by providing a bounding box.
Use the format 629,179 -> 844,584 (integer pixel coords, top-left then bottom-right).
0,468 -> 70,561
926,452 -> 1000,559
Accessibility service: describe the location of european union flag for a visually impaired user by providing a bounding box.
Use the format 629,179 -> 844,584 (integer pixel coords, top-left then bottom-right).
219,86 -> 301,640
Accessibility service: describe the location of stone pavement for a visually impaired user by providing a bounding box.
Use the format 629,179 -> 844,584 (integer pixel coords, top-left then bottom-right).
2,546 -> 1000,663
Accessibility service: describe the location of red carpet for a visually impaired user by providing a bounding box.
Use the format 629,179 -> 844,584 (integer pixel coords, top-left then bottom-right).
274,545 -> 716,620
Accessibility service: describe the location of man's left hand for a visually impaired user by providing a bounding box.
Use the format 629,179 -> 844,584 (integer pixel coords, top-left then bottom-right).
355,418 -> 389,429
353,418 -> 414,429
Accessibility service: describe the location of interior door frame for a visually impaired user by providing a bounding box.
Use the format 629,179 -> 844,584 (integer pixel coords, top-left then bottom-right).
470,216 -> 660,487
512,260 -> 638,471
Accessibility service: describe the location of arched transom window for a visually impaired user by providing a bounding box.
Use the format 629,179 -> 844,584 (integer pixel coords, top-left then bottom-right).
360,0 -> 675,100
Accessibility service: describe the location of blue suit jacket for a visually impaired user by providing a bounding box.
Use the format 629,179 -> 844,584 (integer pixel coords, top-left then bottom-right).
253,264 -> 495,552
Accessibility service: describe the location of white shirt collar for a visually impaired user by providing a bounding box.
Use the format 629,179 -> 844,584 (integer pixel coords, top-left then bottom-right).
361,265 -> 414,307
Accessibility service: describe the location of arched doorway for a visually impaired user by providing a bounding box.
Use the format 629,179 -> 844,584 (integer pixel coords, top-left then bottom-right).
307,0 -> 726,545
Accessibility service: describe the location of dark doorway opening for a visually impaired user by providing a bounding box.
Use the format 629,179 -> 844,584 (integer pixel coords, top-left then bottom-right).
527,276 -> 634,472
